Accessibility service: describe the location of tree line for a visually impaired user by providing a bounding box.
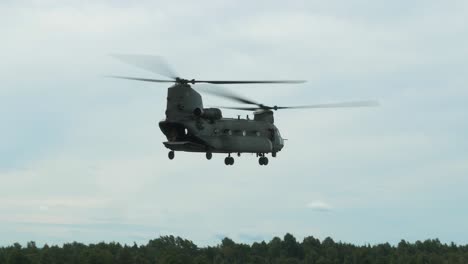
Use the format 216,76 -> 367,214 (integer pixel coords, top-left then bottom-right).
1,234 -> 468,264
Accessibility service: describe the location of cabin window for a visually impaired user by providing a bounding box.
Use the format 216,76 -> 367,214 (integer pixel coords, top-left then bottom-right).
214,128 -> 219,134
255,131 -> 260,137
242,130 -> 246,136
224,129 -> 232,136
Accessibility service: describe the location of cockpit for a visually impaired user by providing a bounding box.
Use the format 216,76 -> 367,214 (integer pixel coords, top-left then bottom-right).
275,129 -> 284,147
268,128 -> 284,150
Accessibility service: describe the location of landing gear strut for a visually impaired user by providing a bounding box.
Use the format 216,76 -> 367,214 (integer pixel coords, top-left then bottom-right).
224,154 -> 234,166
168,151 -> 175,160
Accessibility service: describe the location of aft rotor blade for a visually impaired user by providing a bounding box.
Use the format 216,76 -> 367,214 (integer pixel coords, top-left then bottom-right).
111,54 -> 178,79
107,75 -> 175,83
196,85 -> 261,106
195,80 -> 306,84
276,100 -> 380,109
215,106 -> 260,111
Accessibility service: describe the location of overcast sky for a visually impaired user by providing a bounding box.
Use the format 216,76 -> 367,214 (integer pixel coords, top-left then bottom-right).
1,0 -> 468,246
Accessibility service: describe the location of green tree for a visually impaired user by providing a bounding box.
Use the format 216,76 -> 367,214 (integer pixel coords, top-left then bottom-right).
7,249 -> 30,264
117,247 -> 132,264
282,234 -> 302,259
268,237 -> 282,260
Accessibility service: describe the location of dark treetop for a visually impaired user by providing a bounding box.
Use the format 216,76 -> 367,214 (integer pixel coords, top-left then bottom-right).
1,234 -> 467,264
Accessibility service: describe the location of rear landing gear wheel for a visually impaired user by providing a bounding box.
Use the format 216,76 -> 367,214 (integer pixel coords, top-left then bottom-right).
168,151 -> 175,160
224,156 -> 234,166
206,152 -> 212,160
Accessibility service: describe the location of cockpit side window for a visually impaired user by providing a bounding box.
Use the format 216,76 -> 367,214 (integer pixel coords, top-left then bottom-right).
268,128 -> 274,141
276,129 -> 282,137
276,129 -> 284,145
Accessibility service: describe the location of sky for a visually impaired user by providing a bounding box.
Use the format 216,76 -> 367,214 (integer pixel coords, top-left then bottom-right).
1,0 -> 468,247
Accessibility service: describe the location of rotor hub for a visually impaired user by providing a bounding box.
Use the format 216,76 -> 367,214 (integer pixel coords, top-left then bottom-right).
174,78 -> 198,85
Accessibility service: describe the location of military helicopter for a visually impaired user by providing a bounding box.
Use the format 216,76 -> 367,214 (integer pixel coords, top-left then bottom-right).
110,55 -> 377,166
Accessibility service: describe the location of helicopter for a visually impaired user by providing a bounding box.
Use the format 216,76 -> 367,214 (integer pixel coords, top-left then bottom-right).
110,54 -> 378,166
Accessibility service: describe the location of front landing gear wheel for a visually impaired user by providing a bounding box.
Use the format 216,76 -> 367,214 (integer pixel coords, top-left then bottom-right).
168,151 -> 175,160
258,157 -> 269,166
206,152 -> 212,160
224,157 -> 234,166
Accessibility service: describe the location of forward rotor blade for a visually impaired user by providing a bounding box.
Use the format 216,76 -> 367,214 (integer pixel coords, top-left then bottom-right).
107,75 -> 175,83
276,100 -> 380,109
110,54 -> 178,79
195,80 -> 306,84
196,85 -> 261,106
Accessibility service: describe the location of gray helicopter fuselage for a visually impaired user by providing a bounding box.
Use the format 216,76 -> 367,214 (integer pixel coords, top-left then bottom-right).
158,84 -> 284,154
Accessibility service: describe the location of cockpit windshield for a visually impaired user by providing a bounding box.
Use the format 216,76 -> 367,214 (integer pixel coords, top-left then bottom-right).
276,129 -> 282,137
275,129 -> 284,145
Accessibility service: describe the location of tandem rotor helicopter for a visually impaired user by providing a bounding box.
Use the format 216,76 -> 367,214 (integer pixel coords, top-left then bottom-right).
110,54 -> 378,166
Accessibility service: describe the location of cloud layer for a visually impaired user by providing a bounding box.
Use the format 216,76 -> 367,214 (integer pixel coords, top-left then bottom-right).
1,0 -> 468,246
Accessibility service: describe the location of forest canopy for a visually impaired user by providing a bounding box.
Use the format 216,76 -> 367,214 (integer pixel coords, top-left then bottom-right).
1,234 -> 467,264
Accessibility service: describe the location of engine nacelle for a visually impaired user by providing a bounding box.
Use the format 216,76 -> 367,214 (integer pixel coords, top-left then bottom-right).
194,108 -> 222,120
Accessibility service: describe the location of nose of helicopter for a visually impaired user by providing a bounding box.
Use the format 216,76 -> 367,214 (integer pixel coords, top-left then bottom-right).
275,129 -> 285,151
277,136 -> 285,151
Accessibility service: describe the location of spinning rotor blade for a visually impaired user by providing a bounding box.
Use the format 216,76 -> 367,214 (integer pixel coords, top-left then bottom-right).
196,85 -> 261,106
275,100 -> 380,109
196,80 -> 306,84
111,54 -> 178,79
107,75 -> 175,83
197,85 -> 378,112
111,54 -> 305,85
108,75 -> 305,86
216,100 -> 379,111
213,106 -> 260,111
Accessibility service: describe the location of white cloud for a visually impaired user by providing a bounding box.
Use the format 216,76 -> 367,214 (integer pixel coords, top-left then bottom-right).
306,201 -> 333,212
